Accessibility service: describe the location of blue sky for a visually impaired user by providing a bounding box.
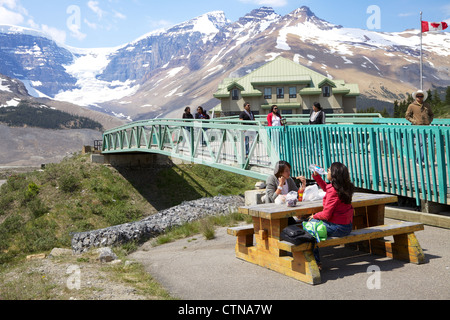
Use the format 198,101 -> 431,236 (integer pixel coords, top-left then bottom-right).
1,0 -> 449,48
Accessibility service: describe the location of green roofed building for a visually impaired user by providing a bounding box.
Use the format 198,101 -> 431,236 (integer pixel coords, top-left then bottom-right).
213,57 -> 360,117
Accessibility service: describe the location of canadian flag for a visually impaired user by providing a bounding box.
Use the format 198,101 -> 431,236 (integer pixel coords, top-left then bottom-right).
421,21 -> 448,32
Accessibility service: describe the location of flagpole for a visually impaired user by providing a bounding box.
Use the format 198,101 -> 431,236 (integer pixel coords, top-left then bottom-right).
420,11 -> 423,91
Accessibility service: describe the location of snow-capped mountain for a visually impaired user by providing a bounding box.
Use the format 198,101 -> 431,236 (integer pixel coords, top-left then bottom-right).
1,6 -> 449,121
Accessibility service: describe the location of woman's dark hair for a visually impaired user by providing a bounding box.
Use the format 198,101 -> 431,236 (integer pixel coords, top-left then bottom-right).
313,102 -> 322,111
274,161 -> 291,179
270,105 -> 281,118
184,107 -> 191,113
197,106 -> 204,114
329,162 -> 355,204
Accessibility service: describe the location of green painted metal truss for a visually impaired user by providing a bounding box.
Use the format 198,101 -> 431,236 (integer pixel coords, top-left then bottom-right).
102,119 -> 280,180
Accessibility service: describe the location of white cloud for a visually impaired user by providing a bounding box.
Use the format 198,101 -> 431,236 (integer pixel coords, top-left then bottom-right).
149,19 -> 173,29
0,6 -> 24,24
398,12 -> 415,18
84,18 -> 98,30
0,0 -> 17,9
68,23 -> 86,41
0,1 -> 70,44
113,10 -> 126,20
239,0 -> 288,7
88,1 -> 105,19
41,24 -> 67,44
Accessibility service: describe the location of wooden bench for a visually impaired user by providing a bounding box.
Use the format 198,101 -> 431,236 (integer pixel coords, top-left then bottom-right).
229,222 -> 425,285
227,225 -> 254,255
278,222 -> 425,263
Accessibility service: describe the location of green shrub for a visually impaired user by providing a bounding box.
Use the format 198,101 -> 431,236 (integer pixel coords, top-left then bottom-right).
27,183 -> 40,197
5,175 -> 27,192
0,215 -> 24,251
22,219 -> 59,253
28,198 -> 49,219
104,204 -> 143,226
0,193 -> 14,216
199,219 -> 215,240
23,182 -> 41,203
59,174 -> 79,193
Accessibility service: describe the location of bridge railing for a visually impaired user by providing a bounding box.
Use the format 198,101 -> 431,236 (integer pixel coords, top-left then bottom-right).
102,119 -> 280,180
270,124 -> 450,205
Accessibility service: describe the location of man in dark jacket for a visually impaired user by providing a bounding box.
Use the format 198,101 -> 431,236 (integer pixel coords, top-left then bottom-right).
239,102 -> 255,122
239,102 -> 255,156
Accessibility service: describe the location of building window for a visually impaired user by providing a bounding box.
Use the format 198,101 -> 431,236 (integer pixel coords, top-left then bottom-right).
289,87 -> 297,98
232,89 -> 239,100
323,86 -> 331,97
264,88 -> 272,100
277,88 -> 284,99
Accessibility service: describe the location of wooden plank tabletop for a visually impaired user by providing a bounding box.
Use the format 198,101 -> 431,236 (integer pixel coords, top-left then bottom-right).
238,193 -> 398,220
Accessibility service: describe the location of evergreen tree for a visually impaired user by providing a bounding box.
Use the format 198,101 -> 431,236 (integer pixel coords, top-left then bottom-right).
381,108 -> 390,118
393,100 -> 399,118
433,89 -> 442,106
445,86 -> 450,106
427,89 -> 433,105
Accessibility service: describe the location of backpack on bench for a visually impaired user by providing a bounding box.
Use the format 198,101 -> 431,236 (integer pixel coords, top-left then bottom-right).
281,225 -> 316,245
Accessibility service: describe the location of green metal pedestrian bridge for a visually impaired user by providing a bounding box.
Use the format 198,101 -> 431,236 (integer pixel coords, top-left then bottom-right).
102,114 -> 450,206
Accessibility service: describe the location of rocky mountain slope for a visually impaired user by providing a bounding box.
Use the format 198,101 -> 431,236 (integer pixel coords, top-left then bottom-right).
1,6 -> 449,121
0,73 -> 125,167
0,73 -> 125,130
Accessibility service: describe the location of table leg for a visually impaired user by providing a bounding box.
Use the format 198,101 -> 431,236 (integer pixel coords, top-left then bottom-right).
371,233 -> 425,264
351,204 -> 385,253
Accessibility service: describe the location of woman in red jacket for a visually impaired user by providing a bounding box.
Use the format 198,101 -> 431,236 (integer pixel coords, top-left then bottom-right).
309,162 -> 355,269
267,105 -> 283,127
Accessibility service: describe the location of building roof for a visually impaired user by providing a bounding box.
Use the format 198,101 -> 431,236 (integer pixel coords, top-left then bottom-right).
214,57 -> 360,99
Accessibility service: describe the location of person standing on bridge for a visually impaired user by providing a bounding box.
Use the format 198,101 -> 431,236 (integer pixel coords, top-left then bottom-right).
309,102 -> 326,125
195,107 -> 210,146
183,107 -> 194,119
240,102 -> 255,156
267,105 -> 284,155
406,90 -> 434,126
267,105 -> 283,127
182,107 -> 194,135
406,90 -> 434,163
239,102 -> 255,122
195,107 -> 210,120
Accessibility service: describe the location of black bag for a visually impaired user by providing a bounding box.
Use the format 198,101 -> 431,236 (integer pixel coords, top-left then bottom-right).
281,225 -> 316,245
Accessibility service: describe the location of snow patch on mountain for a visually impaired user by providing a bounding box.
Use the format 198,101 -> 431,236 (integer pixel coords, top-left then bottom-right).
0,78 -> 12,93
167,67 -> 185,78
277,20 -> 450,57
54,47 -> 140,106
0,98 -> 20,108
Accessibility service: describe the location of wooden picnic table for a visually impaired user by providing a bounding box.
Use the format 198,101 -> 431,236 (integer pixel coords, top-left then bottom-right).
229,192 -> 425,285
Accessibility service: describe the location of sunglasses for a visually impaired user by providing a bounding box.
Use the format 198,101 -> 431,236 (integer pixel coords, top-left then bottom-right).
417,96 -> 424,98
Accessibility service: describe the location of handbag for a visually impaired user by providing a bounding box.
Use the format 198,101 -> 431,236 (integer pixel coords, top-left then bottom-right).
280,225 -> 315,245
302,220 -> 328,243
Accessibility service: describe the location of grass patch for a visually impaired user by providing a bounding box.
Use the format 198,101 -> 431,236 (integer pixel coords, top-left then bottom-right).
0,154 -> 258,265
151,211 -> 253,247
0,153 -> 260,300
0,268 -> 57,300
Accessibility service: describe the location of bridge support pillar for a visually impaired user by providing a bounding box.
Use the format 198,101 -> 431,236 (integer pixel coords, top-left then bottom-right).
103,153 -> 172,168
